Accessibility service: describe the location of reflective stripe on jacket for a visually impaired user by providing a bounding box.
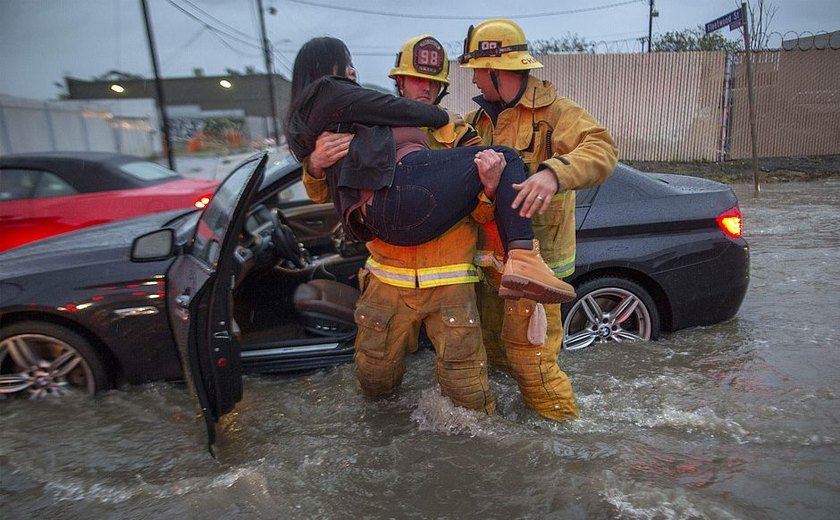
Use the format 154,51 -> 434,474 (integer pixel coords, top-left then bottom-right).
365,257 -> 480,288
302,121 -> 489,288
365,122 -> 486,288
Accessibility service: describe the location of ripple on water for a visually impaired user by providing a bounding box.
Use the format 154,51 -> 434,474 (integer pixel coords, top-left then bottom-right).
600,469 -> 744,520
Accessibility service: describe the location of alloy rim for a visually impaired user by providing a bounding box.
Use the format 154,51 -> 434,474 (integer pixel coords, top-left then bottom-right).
0,333 -> 95,398
563,287 -> 652,351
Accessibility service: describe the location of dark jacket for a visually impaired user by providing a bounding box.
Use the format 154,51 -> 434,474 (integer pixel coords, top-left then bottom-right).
286,76 -> 448,240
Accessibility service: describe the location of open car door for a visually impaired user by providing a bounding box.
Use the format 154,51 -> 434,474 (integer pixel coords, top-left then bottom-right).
166,153 -> 267,453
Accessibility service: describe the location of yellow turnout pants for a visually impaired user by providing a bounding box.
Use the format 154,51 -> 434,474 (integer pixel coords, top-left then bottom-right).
353,270 -> 496,414
477,279 -> 578,420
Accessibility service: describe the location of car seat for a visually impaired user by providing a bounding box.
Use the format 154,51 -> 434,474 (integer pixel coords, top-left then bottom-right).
292,279 -> 359,338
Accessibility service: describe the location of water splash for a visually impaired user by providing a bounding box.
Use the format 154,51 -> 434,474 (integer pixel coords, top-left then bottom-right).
409,387 -> 492,437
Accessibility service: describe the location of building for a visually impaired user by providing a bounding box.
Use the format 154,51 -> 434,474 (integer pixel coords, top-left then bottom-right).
65,71 -> 290,147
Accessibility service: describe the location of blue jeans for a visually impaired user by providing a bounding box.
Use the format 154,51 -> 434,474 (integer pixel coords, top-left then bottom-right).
364,146 -> 534,248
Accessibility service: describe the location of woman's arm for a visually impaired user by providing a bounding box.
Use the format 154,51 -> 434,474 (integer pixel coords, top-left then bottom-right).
326,78 -> 449,130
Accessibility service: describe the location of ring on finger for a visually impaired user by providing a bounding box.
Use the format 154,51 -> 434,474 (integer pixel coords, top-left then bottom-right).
536,195 -> 545,200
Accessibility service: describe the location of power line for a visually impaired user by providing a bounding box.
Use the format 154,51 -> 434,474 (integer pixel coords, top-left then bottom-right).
248,0 -> 262,42
165,0 -> 262,51
271,49 -> 294,76
207,28 -> 263,58
161,26 -> 207,68
177,0 -> 255,41
283,0 -> 642,20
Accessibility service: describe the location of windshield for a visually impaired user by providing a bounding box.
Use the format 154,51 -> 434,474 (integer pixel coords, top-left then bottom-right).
119,161 -> 180,181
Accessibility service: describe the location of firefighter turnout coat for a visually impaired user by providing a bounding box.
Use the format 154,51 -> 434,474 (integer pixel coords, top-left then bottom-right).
469,75 -> 617,280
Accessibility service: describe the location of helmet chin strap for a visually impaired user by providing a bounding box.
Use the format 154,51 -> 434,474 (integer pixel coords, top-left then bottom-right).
489,70 -> 507,104
433,86 -> 448,105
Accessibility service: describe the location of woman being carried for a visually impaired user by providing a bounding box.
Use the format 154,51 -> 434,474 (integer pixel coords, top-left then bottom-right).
285,37 -> 573,304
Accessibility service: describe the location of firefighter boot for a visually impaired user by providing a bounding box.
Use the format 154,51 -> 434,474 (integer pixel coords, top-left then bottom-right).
499,240 -> 576,304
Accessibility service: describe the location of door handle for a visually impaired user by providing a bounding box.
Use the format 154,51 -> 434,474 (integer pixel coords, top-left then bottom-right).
176,294 -> 191,308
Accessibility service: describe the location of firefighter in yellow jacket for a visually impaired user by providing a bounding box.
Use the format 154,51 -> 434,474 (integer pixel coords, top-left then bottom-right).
302,35 -> 497,413
459,19 -> 618,420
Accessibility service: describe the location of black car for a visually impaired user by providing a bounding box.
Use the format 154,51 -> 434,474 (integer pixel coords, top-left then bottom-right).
0,153 -> 364,396
0,152 -> 748,441
563,166 -> 749,350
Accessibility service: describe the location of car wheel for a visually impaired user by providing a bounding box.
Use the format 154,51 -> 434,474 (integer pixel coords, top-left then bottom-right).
562,276 -> 660,351
0,322 -> 110,399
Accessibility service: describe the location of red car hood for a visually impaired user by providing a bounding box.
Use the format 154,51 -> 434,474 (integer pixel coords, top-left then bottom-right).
133,177 -> 219,196
0,177 -> 219,253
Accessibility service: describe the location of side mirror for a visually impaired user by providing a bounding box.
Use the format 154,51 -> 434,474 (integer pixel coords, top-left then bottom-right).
131,229 -> 175,262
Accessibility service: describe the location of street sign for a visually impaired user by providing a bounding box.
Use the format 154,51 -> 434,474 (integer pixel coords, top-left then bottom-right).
705,8 -> 743,33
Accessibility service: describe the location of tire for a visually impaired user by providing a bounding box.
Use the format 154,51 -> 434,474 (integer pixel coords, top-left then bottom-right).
562,276 -> 660,351
0,321 -> 111,399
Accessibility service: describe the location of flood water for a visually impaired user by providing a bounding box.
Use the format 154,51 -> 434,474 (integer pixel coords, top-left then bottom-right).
2,179 -> 839,519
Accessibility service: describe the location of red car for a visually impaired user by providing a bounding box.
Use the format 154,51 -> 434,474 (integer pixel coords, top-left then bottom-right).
0,152 -> 219,252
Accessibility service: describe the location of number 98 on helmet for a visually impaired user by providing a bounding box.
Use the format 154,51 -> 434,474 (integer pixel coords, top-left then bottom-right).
389,34 -> 450,85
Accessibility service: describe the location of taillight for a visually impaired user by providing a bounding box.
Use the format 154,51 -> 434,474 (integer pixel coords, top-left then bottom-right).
194,194 -> 212,209
716,207 -> 742,239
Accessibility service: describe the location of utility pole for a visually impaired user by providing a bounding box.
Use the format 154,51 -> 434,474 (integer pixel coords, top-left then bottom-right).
256,0 -> 280,149
139,0 -> 175,170
647,0 -> 658,53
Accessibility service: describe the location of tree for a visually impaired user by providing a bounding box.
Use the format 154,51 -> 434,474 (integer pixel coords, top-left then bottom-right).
202,117 -> 242,134
653,26 -> 742,52
529,33 -> 595,54
745,0 -> 778,49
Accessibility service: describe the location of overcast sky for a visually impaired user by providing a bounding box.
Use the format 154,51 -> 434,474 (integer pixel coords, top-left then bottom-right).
1,0 -> 838,100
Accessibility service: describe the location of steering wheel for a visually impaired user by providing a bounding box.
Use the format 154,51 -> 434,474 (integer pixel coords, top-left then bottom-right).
269,208 -> 308,268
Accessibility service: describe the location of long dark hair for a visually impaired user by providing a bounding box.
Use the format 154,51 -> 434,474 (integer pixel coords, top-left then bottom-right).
285,37 -> 353,158
289,37 -> 352,101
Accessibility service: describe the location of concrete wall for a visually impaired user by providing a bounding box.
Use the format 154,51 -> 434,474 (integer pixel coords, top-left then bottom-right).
0,96 -> 158,157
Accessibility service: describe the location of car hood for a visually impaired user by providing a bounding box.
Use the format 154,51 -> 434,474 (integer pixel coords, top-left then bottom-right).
130,177 -> 220,196
0,209 -> 187,278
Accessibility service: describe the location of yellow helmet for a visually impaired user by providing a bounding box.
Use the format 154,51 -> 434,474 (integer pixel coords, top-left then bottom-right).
458,19 -> 542,70
389,34 -> 449,86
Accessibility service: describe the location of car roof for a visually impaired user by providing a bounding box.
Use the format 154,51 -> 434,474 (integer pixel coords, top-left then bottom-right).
0,152 -> 183,192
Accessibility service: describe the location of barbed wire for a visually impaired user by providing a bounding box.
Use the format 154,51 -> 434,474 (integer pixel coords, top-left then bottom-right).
573,31 -> 840,54
764,30 -> 840,51
590,38 -> 648,54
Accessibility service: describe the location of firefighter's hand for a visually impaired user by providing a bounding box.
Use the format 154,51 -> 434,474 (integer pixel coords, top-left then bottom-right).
309,131 -> 353,179
442,107 -> 465,127
512,168 -> 559,218
474,149 -> 505,201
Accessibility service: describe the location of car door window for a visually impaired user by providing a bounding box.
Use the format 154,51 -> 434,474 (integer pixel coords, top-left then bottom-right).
0,168 -> 77,200
575,186 -> 598,207
32,171 -> 77,198
0,169 -> 33,200
192,157 -> 262,267
276,178 -> 310,208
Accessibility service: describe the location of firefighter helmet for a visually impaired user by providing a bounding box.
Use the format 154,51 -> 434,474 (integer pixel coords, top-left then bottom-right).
458,19 -> 542,70
389,34 -> 450,85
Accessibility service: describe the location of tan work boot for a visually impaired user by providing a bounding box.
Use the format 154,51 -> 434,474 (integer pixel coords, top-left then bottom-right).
499,240 -> 576,304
